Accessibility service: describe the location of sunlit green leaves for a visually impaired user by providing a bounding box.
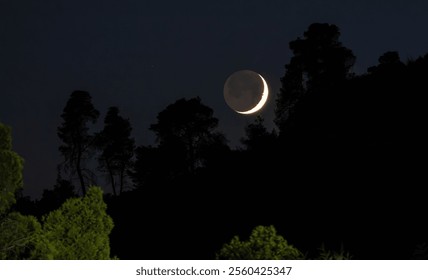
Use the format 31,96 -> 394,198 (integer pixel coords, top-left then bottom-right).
0,122 -> 24,215
216,225 -> 304,260
42,186 -> 114,259
0,212 -> 48,259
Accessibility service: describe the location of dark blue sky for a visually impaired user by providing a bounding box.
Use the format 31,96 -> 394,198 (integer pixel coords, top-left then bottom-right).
1,0 -> 427,198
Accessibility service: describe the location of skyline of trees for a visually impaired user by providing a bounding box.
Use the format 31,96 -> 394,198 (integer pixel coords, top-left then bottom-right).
43,22 -> 428,200
1,22 -> 427,260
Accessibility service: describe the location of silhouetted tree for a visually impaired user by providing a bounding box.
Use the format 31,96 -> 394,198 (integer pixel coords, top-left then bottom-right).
405,53 -> 428,145
275,23 -> 355,137
0,122 -> 24,215
57,91 -> 99,195
367,51 -> 405,74
216,225 -> 304,260
96,107 -> 135,196
13,190 -> 38,217
241,116 -> 277,151
130,145 -> 163,189
148,97 -> 227,177
354,51 -> 407,144
37,178 -> 77,217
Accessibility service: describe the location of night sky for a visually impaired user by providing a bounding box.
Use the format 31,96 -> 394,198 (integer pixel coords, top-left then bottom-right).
1,0 -> 427,199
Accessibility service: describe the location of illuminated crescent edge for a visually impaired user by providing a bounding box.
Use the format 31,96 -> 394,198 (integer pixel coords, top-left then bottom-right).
236,74 -> 269,114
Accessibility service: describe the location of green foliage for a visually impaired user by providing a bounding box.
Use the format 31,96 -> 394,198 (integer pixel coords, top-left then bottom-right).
315,243 -> 352,260
1,182 -> 114,260
0,122 -> 12,150
0,212 -> 50,259
0,122 -> 24,215
0,122 -> 114,259
42,186 -> 114,259
216,225 -> 304,260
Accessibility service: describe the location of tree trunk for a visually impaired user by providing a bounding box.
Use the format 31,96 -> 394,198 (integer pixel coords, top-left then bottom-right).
76,150 -> 86,195
119,168 -> 124,195
107,161 -> 117,196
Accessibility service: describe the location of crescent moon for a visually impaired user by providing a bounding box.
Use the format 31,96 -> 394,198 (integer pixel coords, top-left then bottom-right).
236,74 -> 269,114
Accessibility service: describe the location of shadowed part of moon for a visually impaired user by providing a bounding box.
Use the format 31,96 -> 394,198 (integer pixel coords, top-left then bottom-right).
223,70 -> 264,112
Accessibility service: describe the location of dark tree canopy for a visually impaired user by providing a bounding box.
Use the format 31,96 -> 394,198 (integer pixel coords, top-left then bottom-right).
57,91 -> 99,195
36,178 -> 77,217
241,116 -> 277,151
96,107 -> 135,196
275,23 -> 355,136
149,97 -> 227,175
151,97 -> 219,145
368,51 -> 404,74
131,145 -> 163,189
